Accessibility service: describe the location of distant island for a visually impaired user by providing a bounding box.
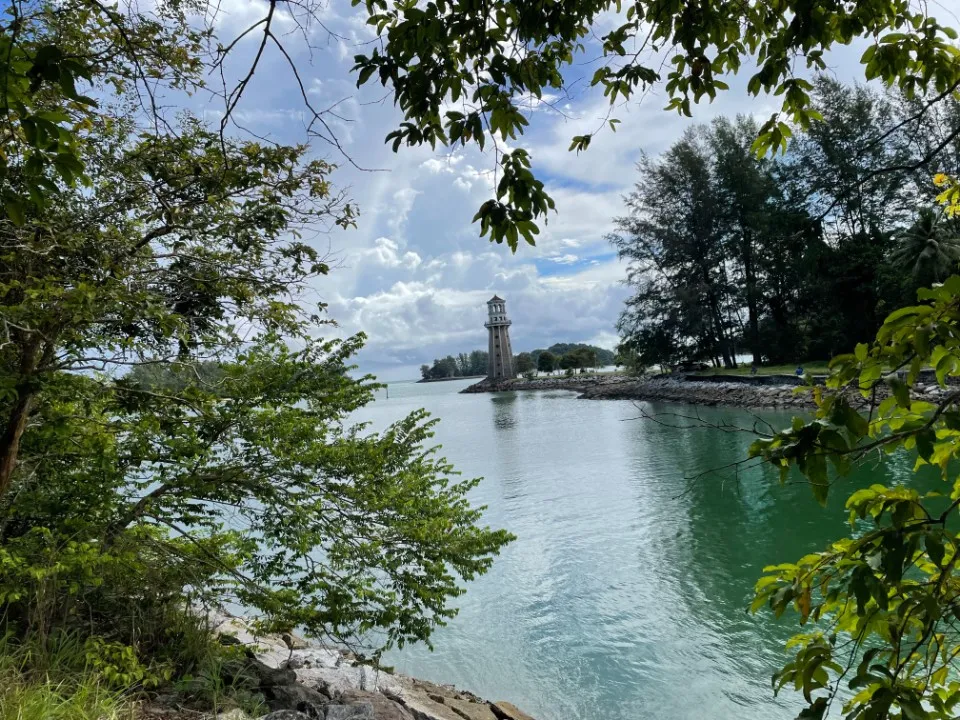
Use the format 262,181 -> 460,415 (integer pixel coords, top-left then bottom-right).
419,343 -> 617,381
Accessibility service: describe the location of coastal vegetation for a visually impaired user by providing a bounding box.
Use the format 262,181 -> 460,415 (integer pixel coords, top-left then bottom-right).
420,351 -> 489,380
420,344 -> 613,380
613,78 -> 960,371
8,0 -> 960,717
0,1 -> 514,716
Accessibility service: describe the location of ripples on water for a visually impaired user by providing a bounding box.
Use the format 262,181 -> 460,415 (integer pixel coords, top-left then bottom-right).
352,379 -> 922,720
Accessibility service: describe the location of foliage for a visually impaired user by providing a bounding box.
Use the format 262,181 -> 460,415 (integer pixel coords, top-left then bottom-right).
748,275 -> 960,719
891,208 -> 960,285
514,352 -> 535,374
352,0 -> 960,247
560,347 -> 598,372
536,351 -> 557,375
614,79 -> 957,369
0,0 -> 206,223
536,343 -> 615,367
0,630 -> 146,720
422,350 -> 489,379
0,74 -> 512,678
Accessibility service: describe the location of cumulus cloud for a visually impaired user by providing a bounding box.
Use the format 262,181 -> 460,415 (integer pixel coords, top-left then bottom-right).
192,0 -> 887,380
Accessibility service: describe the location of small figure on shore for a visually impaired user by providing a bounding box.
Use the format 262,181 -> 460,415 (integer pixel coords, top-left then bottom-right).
750,363 -> 758,376
795,365 -> 804,377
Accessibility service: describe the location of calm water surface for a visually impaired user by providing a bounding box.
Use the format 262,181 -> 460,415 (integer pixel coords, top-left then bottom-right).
353,379 -> 921,720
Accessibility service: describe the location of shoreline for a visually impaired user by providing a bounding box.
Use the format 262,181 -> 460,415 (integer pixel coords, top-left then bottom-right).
150,611 -> 538,720
462,373 -> 951,409
416,375 -> 486,384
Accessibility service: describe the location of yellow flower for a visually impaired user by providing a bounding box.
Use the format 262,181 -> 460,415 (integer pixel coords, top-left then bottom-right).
934,173 -> 949,187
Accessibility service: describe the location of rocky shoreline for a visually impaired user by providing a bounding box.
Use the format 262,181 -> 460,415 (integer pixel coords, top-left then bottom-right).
462,374 -> 952,409
143,611 -> 537,720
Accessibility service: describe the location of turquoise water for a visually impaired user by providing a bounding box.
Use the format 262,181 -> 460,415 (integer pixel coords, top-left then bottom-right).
353,379 -> 921,720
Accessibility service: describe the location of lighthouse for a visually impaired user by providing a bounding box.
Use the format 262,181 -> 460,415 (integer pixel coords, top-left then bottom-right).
485,295 -> 516,380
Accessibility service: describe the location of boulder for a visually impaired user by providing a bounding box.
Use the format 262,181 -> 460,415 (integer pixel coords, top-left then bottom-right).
340,690 -> 414,720
261,713 -> 315,720
215,710 -> 251,720
491,701 -> 536,720
286,649 -> 342,670
440,697 -> 497,720
249,657 -> 297,687
324,704 -> 375,720
261,681 -> 330,718
295,665 -> 403,699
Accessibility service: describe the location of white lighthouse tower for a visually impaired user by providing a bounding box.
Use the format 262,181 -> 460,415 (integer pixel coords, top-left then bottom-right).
485,295 -> 515,380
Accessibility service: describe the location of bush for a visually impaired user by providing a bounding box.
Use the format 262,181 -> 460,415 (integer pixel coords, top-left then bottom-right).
0,633 -> 137,720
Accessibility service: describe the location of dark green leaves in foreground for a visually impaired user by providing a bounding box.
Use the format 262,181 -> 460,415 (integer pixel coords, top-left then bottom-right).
749,278 -> 960,719
0,106 -> 510,660
352,0 -> 960,248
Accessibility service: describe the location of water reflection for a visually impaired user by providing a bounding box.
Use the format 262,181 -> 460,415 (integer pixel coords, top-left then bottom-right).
491,392 -> 519,430
350,383 -> 933,720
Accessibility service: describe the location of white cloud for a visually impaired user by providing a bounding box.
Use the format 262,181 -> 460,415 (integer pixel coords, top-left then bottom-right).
359,237 -> 422,270
188,0 -> 911,380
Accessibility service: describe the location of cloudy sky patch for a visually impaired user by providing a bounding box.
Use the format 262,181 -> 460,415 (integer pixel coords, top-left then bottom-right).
193,0 -> 918,380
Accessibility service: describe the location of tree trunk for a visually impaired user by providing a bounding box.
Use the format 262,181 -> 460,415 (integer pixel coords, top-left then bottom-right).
740,227 -> 761,366
0,338 -> 47,502
0,390 -> 34,500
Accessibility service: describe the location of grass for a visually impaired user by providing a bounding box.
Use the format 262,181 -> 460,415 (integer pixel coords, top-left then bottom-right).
694,361 -> 832,376
0,621 -> 267,720
0,634 -> 136,720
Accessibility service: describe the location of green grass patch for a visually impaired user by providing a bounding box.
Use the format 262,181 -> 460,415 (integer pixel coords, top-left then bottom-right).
0,635 -> 137,720
695,361 -> 832,376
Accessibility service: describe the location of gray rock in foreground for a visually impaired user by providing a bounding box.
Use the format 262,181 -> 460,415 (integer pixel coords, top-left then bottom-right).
205,611 -> 540,720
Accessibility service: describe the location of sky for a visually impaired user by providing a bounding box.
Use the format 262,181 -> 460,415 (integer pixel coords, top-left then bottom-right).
184,0 -> 960,381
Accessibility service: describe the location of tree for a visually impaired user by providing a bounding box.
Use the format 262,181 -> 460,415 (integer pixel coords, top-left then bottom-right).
353,0 -> 960,247
545,343 -> 615,366
709,116 -> 777,365
792,78 -> 916,239
468,350 -> 489,375
0,106 -> 512,660
891,208 -> 960,285
747,275 -> 960,720
537,351 -> 556,375
611,129 -> 737,368
515,352 -> 535,374
420,364 -> 431,380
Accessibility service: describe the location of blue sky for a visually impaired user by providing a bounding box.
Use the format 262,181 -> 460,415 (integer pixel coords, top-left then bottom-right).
182,0 -> 958,381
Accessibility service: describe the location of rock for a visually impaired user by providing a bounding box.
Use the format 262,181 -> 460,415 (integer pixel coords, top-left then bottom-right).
249,657 -> 297,687
262,713 -> 315,720
440,697 -> 497,720
262,681 -> 330,717
296,666 -> 403,699
394,678 -> 496,720
340,690 -> 414,720
491,701 -> 536,720
287,648 -> 342,670
296,666 -> 363,696
397,694 -> 463,720
215,710 -> 251,720
324,704 -> 375,720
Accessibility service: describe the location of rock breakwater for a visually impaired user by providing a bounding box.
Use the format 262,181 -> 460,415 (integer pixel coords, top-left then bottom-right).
460,374 -> 633,394
181,611 -> 540,720
462,374 -> 952,409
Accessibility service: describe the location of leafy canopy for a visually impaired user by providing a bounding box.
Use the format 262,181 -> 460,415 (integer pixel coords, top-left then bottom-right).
749,276 -> 960,719
352,0 -> 960,249
0,95 -> 511,662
